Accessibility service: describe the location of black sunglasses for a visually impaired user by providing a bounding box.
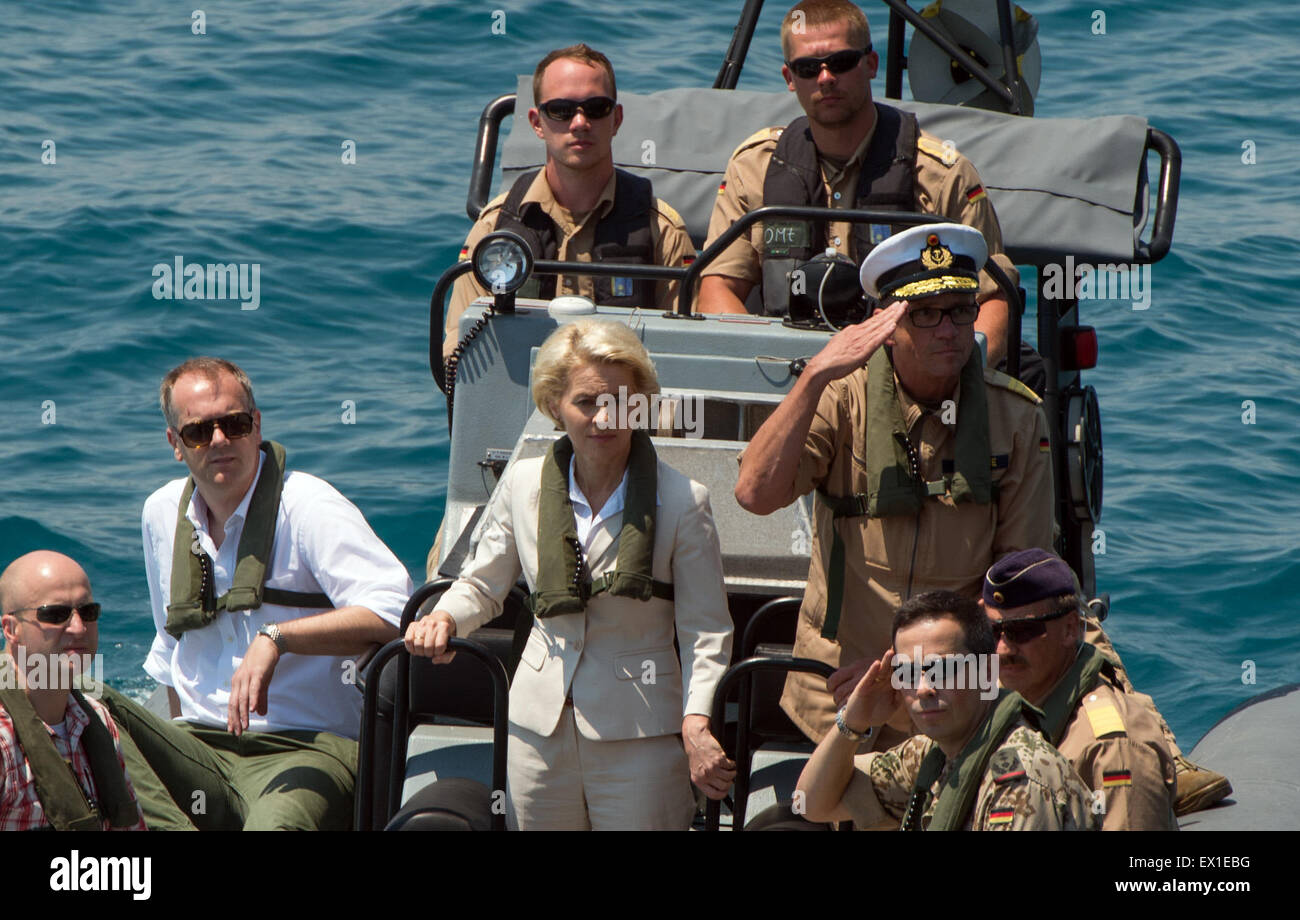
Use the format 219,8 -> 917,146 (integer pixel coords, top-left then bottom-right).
537,95 -> 616,122
989,606 -> 1074,644
907,302 -> 979,328
175,411 -> 255,448
786,46 -> 871,80
6,603 -> 102,625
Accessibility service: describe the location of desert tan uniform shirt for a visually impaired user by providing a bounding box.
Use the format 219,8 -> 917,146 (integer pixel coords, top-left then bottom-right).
1055,671 -> 1179,831
445,170 -> 694,357
703,117 -> 1018,302
842,721 -> 1097,830
777,364 -> 1055,742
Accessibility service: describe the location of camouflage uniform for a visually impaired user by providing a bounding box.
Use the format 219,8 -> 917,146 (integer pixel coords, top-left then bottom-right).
841,718 -> 1097,830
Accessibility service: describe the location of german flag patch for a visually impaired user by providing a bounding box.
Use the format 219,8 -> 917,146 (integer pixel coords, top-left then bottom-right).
1038,437 -> 1051,452
683,254 -> 696,266
1102,771 -> 1133,788
717,180 -> 727,196
458,246 -> 470,261
988,810 -> 1015,825
966,185 -> 987,203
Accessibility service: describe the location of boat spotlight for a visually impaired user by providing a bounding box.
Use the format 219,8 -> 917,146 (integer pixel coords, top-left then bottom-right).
472,230 -> 534,313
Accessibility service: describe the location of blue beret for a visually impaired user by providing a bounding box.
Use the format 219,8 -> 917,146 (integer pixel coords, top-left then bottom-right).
983,549 -> 1076,608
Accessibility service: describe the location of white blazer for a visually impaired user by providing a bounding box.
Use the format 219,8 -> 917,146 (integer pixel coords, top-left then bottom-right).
437,455 -> 733,742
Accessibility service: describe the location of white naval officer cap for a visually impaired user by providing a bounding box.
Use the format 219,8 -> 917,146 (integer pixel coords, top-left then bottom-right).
859,222 -> 988,301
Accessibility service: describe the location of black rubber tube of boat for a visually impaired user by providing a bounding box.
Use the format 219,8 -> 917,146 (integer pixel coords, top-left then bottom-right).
705,655 -> 836,832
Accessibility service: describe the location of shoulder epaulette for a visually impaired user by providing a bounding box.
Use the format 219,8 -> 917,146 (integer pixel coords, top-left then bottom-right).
728,125 -> 783,160
653,197 -> 687,229
984,367 -> 1042,405
917,133 -> 959,163
1083,692 -> 1128,738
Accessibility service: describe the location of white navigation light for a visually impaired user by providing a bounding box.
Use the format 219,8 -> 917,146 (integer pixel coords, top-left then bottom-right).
472,230 -> 533,296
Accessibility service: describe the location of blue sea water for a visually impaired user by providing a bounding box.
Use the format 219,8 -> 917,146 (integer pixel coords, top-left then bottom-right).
1,0 -> 1297,747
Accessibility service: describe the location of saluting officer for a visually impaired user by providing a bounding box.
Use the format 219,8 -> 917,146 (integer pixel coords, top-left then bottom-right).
736,221 -> 1054,748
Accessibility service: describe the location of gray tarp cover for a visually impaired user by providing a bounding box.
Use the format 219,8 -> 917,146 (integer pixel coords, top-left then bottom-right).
498,76 -> 1151,265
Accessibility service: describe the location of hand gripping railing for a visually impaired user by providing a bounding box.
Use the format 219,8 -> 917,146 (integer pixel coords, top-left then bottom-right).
704,654 -> 836,832
356,579 -> 510,831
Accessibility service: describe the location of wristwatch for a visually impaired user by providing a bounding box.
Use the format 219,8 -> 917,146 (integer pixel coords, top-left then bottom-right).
835,705 -> 873,743
257,623 -> 287,653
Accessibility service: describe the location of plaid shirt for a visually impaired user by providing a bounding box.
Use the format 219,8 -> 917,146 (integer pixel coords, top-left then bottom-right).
0,692 -> 147,832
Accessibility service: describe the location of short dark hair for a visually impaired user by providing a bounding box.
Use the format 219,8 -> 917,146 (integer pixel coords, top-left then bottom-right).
892,590 -> 995,657
160,356 -> 256,430
532,43 -> 616,105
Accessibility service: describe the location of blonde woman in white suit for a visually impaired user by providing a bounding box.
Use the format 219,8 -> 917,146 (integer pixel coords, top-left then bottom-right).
405,319 -> 735,830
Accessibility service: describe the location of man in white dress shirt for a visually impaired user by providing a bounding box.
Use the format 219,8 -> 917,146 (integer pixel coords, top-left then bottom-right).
102,356 -> 412,830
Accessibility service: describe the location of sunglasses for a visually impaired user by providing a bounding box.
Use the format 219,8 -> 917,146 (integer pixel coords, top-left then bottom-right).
989,606 -> 1075,644
537,95 -> 616,122
5,603 -> 102,625
786,46 -> 871,80
891,655 -> 970,690
907,302 -> 979,328
175,411 -> 255,448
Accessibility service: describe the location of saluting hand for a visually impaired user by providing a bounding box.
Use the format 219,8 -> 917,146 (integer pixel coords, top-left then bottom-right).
403,611 -> 458,663
804,301 -> 906,385
840,646 -> 902,733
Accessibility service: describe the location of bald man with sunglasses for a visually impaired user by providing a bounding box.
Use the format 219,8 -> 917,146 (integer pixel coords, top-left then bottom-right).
441,42 -> 693,364
98,356 -> 412,830
0,551 -> 147,830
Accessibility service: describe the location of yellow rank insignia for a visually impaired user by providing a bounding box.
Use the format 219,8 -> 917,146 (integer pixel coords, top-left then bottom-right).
988,809 -> 1015,825
1084,695 -> 1126,738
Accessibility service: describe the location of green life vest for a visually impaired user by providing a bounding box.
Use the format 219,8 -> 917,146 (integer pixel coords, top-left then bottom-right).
818,348 -> 1001,640
899,689 -> 1033,831
526,430 -> 674,619
164,440 -> 331,640
0,659 -> 139,831
1037,642 -> 1114,746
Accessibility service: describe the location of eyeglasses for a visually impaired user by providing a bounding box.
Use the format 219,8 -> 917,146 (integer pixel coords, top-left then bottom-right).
5,603 -> 102,625
989,606 -> 1075,644
175,411 -> 255,448
907,302 -> 979,328
786,46 -> 872,80
537,95 -> 616,122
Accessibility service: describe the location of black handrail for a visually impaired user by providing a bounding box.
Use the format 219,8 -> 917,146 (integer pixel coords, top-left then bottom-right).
714,0 -> 766,90
1136,128 -> 1181,264
705,654 -> 836,831
676,204 -> 1022,374
356,579 -> 510,832
467,94 -> 517,221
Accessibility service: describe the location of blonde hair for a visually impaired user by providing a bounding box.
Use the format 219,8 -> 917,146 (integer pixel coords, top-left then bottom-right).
531,320 -> 659,424
781,0 -> 871,60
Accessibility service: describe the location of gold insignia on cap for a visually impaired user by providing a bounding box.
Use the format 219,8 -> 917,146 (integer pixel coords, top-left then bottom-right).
993,591 -> 1004,604
920,234 -> 955,270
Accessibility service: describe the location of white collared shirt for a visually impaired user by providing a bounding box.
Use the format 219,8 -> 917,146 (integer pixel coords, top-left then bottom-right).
567,456 -> 629,554
142,452 -> 413,739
